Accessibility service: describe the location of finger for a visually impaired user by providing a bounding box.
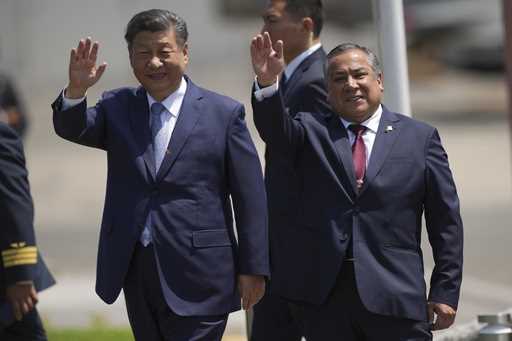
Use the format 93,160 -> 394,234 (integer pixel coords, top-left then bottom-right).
94,62 -> 108,82
263,32 -> 271,51
275,40 -> 284,60
255,34 -> 264,51
30,288 -> 38,305
21,300 -> 30,315
89,41 -> 99,62
250,37 -> 258,58
12,301 -> 22,321
82,37 -> 92,60
76,39 -> 85,60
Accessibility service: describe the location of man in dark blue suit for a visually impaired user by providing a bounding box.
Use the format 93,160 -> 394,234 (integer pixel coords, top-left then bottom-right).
52,9 -> 269,341
250,1 -> 329,340
251,34 -> 463,340
0,122 -> 55,341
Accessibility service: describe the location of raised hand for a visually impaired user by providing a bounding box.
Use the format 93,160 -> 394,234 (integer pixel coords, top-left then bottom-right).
67,37 -> 107,98
250,32 -> 285,87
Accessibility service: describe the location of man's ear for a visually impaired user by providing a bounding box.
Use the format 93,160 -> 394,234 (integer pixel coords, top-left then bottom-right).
182,42 -> 189,64
377,72 -> 384,92
302,17 -> 314,34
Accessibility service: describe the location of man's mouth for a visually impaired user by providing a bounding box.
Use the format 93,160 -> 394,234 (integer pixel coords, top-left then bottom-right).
147,73 -> 167,80
346,95 -> 365,103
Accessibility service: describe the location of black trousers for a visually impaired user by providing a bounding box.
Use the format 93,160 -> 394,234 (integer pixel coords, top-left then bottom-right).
251,290 -> 303,341
123,243 -> 228,341
0,308 -> 47,341
289,262 -> 432,341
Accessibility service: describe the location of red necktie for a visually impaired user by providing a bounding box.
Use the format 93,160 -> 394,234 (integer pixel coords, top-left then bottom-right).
348,124 -> 367,190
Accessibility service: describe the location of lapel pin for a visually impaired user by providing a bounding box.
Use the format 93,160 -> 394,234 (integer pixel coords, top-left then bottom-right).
385,125 -> 393,133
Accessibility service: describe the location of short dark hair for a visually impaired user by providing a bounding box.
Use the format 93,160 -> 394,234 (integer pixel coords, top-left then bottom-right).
284,0 -> 323,38
327,43 -> 382,75
125,9 -> 188,49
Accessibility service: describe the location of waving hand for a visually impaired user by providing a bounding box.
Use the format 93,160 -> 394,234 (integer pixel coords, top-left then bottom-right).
66,37 -> 107,98
250,32 -> 285,87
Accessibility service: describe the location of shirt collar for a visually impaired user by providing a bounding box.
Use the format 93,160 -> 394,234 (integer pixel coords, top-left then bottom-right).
340,104 -> 383,134
284,43 -> 322,80
146,77 -> 187,117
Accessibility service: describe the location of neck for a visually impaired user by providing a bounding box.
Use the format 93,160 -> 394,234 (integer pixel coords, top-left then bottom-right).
284,38 -> 320,64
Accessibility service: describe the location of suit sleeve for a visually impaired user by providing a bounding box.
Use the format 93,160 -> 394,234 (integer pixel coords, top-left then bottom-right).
424,128 -> 463,309
226,104 -> 269,276
0,124 -> 38,285
252,89 -> 306,159
52,92 -> 107,149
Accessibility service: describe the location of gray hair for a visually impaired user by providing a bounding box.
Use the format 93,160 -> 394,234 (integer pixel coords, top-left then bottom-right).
326,43 -> 381,75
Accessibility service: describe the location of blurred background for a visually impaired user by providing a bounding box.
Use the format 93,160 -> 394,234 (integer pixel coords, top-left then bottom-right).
0,0 -> 510,339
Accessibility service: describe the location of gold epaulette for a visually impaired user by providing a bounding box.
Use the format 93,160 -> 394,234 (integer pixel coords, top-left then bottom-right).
2,243 -> 37,268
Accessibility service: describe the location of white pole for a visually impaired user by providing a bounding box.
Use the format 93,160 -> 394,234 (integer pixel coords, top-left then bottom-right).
372,0 -> 412,117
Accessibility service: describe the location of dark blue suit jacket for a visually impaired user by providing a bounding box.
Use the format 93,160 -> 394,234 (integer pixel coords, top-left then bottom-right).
253,93 -> 463,321
0,123 -> 55,325
52,77 -> 269,316
263,48 -> 330,286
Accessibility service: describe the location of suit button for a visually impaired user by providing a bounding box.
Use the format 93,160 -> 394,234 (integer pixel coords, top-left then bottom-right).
340,233 -> 349,241
353,207 -> 360,215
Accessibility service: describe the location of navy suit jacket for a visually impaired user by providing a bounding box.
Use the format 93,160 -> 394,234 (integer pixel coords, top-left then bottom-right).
52,77 -> 269,316
0,123 -> 55,325
263,48 -> 330,286
253,92 -> 463,321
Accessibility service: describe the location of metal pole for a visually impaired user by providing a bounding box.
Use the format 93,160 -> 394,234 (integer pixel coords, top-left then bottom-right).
371,0 -> 412,116
503,0 -> 512,149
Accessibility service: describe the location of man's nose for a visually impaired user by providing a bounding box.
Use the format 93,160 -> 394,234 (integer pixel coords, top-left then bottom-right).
148,56 -> 163,69
345,76 -> 358,89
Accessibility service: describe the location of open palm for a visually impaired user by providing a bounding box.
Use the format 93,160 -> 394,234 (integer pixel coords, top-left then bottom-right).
68,37 -> 107,97
250,32 -> 285,86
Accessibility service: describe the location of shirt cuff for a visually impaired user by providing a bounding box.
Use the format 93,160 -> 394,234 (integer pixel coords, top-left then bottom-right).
253,77 -> 279,102
61,88 -> 86,110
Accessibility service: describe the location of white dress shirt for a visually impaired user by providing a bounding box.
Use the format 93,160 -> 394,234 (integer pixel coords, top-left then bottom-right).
254,43 -> 322,101
339,105 -> 382,167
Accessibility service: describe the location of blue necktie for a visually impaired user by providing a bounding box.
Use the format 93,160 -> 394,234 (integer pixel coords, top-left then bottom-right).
150,102 -> 167,171
140,102 -> 166,247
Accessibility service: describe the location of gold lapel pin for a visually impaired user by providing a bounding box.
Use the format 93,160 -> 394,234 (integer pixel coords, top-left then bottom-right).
385,125 -> 393,133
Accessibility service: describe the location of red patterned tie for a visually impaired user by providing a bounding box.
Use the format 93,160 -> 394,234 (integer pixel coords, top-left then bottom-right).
348,124 -> 367,191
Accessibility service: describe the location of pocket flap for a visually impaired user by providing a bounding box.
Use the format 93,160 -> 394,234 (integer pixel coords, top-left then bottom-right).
192,229 -> 231,248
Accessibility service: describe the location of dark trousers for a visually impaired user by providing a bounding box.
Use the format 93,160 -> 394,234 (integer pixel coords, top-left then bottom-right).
0,308 -> 47,341
290,262 -> 432,341
251,290 -> 302,341
123,243 -> 228,341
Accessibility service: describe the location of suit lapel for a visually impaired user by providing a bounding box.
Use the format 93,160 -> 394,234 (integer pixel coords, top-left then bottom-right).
129,87 -> 156,181
328,115 -> 358,199
359,107 -> 401,195
156,78 -> 203,181
284,48 -> 326,99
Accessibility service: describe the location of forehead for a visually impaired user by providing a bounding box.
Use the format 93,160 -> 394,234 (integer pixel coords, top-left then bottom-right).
132,29 -> 177,47
328,49 -> 372,72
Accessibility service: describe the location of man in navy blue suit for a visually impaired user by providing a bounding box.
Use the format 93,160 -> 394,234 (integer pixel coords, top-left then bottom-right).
250,1 -> 329,341
0,122 -> 55,340
251,33 -> 463,340
52,9 -> 269,341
